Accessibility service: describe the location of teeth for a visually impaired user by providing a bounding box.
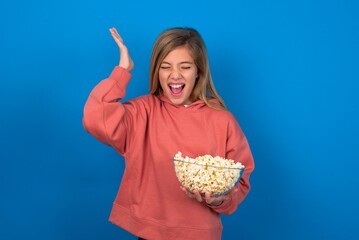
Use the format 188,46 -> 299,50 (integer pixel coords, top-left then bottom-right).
169,84 -> 184,89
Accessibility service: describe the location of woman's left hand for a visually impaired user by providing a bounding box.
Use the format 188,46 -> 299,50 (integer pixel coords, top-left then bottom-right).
109,27 -> 134,71
180,187 -> 237,206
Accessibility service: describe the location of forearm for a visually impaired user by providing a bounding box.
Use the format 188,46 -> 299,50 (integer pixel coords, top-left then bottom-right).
207,177 -> 250,214
83,67 -> 132,146
208,117 -> 255,214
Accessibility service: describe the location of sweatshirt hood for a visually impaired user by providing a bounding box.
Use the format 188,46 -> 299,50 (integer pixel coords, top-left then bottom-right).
157,93 -> 221,112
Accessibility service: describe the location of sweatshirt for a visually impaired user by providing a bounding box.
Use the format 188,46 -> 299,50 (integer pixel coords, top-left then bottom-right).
83,66 -> 255,240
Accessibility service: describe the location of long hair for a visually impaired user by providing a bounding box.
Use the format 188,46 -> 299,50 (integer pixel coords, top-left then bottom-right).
149,27 -> 227,110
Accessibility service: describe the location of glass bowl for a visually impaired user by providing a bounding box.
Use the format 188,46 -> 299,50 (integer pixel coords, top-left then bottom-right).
173,157 -> 244,197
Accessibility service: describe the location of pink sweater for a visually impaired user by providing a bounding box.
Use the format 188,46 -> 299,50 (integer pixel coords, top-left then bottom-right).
83,66 -> 255,240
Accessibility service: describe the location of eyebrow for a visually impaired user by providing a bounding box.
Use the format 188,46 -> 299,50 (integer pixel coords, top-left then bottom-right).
161,61 -> 194,65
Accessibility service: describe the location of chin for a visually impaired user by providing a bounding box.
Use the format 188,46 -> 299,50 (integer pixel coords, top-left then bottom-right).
164,91 -> 189,105
169,99 -> 185,105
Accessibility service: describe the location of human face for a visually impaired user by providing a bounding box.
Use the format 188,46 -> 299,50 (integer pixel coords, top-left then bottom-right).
159,46 -> 198,105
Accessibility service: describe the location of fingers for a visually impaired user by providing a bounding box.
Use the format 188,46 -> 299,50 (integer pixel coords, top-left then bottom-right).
192,189 -> 203,202
204,192 -> 217,205
204,191 -> 228,206
108,27 -> 134,71
109,27 -> 125,48
205,192 -> 212,202
181,187 -> 195,200
180,187 -> 236,206
109,28 -> 121,40
180,187 -> 203,202
180,186 -> 189,196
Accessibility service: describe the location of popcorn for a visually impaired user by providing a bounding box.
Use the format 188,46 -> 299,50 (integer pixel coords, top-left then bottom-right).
173,152 -> 245,196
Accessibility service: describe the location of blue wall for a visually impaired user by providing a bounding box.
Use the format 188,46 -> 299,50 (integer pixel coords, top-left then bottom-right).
1,0 -> 358,239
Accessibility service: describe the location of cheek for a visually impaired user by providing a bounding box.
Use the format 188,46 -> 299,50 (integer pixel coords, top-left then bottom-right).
158,72 -> 167,89
186,73 -> 197,87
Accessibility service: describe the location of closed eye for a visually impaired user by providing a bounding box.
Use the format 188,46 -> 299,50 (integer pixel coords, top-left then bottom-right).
160,66 -> 171,69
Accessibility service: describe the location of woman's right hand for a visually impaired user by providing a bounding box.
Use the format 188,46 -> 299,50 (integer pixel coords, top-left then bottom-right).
109,27 -> 134,71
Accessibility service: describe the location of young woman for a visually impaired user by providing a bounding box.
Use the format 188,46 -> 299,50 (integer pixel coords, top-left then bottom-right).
83,27 -> 255,240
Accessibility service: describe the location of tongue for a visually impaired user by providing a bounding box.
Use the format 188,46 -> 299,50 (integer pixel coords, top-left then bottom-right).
171,87 -> 182,94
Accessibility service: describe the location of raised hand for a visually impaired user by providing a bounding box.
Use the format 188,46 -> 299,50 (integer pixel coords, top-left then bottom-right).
109,27 -> 134,71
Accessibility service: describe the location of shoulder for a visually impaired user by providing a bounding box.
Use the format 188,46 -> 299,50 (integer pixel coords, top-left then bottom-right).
124,94 -> 160,109
207,108 -> 244,134
206,107 -> 238,123
132,94 -> 159,105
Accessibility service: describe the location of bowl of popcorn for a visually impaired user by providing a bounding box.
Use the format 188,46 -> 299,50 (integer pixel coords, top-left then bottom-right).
173,152 -> 245,196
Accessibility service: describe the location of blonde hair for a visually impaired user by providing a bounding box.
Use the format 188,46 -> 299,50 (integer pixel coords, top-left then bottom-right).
149,27 -> 227,110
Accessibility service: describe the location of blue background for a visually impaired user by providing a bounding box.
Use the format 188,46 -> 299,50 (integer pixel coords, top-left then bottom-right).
1,0 -> 358,239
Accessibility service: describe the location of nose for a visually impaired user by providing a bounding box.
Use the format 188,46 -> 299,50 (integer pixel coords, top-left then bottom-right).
170,68 -> 182,80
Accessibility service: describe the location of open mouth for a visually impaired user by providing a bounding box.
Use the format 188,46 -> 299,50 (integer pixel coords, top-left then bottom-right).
169,83 -> 185,96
